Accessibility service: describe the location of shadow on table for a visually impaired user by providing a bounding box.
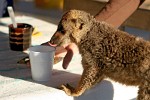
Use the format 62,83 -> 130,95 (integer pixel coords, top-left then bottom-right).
0,31 -> 10,51
0,31 -> 30,81
0,59 -> 81,88
34,69 -> 114,100
74,80 -> 114,100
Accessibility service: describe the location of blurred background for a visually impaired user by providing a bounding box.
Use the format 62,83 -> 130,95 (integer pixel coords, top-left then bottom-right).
12,0 -> 150,40
13,0 -> 150,25
3,0 -> 149,41
14,0 -> 64,24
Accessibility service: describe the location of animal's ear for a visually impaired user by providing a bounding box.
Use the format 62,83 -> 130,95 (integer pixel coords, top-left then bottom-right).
71,18 -> 84,30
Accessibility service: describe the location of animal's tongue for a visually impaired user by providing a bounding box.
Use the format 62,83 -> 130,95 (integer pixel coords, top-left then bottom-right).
48,42 -> 57,47
41,42 -> 57,47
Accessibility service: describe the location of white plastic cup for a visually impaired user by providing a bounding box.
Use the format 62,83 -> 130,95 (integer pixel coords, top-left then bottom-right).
29,45 -> 55,81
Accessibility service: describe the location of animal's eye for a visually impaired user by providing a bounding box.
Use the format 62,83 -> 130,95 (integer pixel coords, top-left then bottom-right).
60,30 -> 66,34
57,25 -> 66,34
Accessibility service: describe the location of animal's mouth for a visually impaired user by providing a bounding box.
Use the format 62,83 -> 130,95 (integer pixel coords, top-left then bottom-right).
49,39 -> 63,47
48,42 -> 57,47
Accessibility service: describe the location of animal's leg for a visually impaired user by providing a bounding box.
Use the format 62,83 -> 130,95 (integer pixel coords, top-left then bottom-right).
61,65 -> 104,96
137,81 -> 150,100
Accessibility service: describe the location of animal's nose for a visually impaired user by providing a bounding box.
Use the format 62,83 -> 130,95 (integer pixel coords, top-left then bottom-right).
50,31 -> 62,45
49,39 -> 54,44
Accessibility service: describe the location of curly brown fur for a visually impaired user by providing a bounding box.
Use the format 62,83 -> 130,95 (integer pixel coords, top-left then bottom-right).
50,10 -> 150,99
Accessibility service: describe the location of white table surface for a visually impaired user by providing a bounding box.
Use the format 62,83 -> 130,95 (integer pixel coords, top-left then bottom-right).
0,16 -> 138,100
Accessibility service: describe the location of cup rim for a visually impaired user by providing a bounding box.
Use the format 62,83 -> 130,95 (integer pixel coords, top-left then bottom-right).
9,23 -> 33,29
29,45 -> 56,53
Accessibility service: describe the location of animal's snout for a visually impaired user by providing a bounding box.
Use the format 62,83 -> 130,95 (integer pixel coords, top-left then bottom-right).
50,31 -> 63,46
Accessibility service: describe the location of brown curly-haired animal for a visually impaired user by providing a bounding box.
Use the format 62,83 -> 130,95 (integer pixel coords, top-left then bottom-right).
50,10 -> 150,99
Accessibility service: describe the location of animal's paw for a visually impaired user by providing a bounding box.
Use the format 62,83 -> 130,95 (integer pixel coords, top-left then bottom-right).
59,84 -> 83,97
60,84 -> 74,96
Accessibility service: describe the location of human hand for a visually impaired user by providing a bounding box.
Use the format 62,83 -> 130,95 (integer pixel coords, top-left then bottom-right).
42,42 -> 78,69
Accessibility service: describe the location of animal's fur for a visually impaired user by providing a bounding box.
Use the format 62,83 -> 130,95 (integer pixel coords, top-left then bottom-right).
50,10 -> 150,99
